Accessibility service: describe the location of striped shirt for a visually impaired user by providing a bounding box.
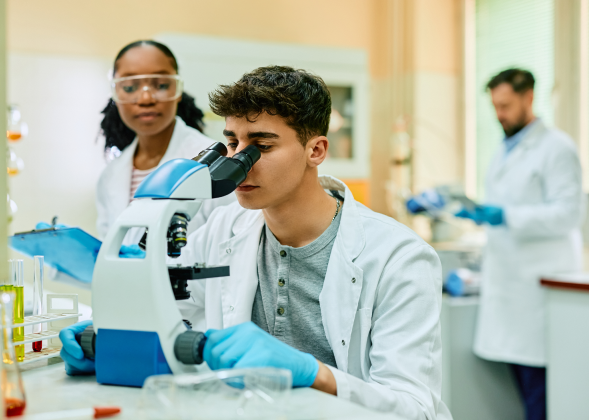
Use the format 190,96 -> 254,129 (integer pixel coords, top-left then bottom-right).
130,166 -> 156,201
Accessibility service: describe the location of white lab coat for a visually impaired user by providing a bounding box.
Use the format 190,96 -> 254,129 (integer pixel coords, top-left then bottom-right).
177,176 -> 452,419
96,117 -> 235,244
474,120 -> 583,366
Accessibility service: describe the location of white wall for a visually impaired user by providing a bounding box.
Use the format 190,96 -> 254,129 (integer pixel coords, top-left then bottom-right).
7,53 -> 111,237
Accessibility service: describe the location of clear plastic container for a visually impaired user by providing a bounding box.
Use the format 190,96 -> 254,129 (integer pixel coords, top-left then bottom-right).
140,368 -> 292,420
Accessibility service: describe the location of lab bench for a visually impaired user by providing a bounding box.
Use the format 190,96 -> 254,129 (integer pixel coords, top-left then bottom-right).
441,295 -> 524,420
540,272 -> 589,420
21,361 -> 397,420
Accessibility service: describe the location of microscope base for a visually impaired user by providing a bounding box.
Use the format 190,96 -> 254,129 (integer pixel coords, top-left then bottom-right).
96,329 -> 172,387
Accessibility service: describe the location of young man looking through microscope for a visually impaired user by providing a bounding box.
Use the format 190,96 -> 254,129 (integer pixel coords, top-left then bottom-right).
61,66 -> 451,419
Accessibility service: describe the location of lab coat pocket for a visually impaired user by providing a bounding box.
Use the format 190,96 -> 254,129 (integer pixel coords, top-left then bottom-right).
348,307 -> 372,380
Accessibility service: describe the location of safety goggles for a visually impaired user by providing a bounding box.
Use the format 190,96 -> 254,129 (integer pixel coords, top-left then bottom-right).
111,75 -> 183,104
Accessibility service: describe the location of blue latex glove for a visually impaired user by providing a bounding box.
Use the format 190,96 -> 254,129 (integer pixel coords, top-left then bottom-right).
203,322 -> 319,388
455,205 -> 504,226
59,320 -> 96,376
445,270 -> 464,297
119,244 -> 146,259
406,189 -> 446,214
35,221 -> 68,230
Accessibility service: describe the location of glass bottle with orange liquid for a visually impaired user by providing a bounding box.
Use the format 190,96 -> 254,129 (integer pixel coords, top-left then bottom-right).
6,105 -> 27,144
6,105 -> 26,179
0,292 -> 26,417
6,149 -> 24,177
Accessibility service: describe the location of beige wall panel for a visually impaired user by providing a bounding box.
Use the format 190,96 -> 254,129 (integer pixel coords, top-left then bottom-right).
8,0 -> 373,60
412,71 -> 460,192
370,79 -> 393,214
413,0 -> 460,74
370,0 -> 393,78
554,0 -> 581,142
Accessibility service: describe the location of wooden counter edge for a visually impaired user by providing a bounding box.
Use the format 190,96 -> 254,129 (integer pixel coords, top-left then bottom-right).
540,278 -> 589,292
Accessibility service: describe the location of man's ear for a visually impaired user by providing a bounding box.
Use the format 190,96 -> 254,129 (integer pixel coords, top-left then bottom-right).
524,89 -> 534,106
306,136 -> 329,168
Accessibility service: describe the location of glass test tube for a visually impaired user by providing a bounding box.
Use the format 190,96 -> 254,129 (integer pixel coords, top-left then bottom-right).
32,256 -> 44,352
3,261 -> 14,294
0,292 -> 27,417
13,261 -> 24,363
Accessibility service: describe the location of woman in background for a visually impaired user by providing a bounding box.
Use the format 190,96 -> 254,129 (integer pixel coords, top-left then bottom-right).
97,40 -> 233,244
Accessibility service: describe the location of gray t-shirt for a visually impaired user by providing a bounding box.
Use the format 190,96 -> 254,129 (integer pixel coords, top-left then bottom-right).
251,201 -> 342,367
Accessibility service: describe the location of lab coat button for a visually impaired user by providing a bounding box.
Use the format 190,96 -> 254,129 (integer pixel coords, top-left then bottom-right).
341,340 -> 345,346
229,306 -> 234,311
351,277 -> 356,283
278,279 -> 285,287
277,307 -> 285,315
226,248 -> 232,254
280,250 -> 287,257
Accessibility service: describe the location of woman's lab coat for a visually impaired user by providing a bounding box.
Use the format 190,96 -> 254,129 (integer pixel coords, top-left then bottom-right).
96,117 -> 235,244
474,120 -> 583,366
177,176 -> 453,419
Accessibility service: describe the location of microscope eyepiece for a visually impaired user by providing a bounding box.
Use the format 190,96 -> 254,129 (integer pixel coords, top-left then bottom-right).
209,142 -> 228,157
193,142 -> 228,167
232,145 -> 261,174
194,142 -> 261,198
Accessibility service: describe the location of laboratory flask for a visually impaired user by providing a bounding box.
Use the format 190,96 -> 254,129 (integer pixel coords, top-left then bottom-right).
0,292 -> 26,417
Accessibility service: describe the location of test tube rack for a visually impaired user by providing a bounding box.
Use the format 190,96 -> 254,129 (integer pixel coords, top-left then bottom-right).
12,294 -> 81,365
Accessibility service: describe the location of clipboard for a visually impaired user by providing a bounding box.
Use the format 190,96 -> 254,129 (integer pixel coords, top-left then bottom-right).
9,227 -> 102,284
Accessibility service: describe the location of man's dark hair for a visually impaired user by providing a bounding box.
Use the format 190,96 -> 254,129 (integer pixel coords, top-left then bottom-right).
486,68 -> 535,93
209,66 -> 332,145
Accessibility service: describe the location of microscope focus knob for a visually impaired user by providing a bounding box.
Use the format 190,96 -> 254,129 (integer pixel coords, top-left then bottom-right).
174,330 -> 206,365
79,324 -> 96,359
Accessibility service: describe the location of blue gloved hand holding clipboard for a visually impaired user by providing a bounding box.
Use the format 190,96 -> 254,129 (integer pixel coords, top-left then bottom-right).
9,221 -> 145,285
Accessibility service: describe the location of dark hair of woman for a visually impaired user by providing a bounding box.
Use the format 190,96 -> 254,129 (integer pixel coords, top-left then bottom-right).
100,40 -> 205,152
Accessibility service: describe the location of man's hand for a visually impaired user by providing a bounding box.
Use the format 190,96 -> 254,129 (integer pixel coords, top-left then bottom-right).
35,221 -> 68,229
59,320 -> 96,376
203,322 -> 320,388
119,244 -> 146,259
455,205 -> 504,226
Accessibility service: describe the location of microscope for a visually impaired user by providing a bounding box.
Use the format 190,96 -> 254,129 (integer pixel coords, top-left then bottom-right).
78,142 -> 260,387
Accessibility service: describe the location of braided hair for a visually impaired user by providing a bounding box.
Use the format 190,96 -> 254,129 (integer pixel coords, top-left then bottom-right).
100,40 -> 205,153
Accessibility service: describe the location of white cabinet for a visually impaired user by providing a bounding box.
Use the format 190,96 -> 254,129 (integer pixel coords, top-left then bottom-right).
541,274 -> 589,420
441,296 -> 524,420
